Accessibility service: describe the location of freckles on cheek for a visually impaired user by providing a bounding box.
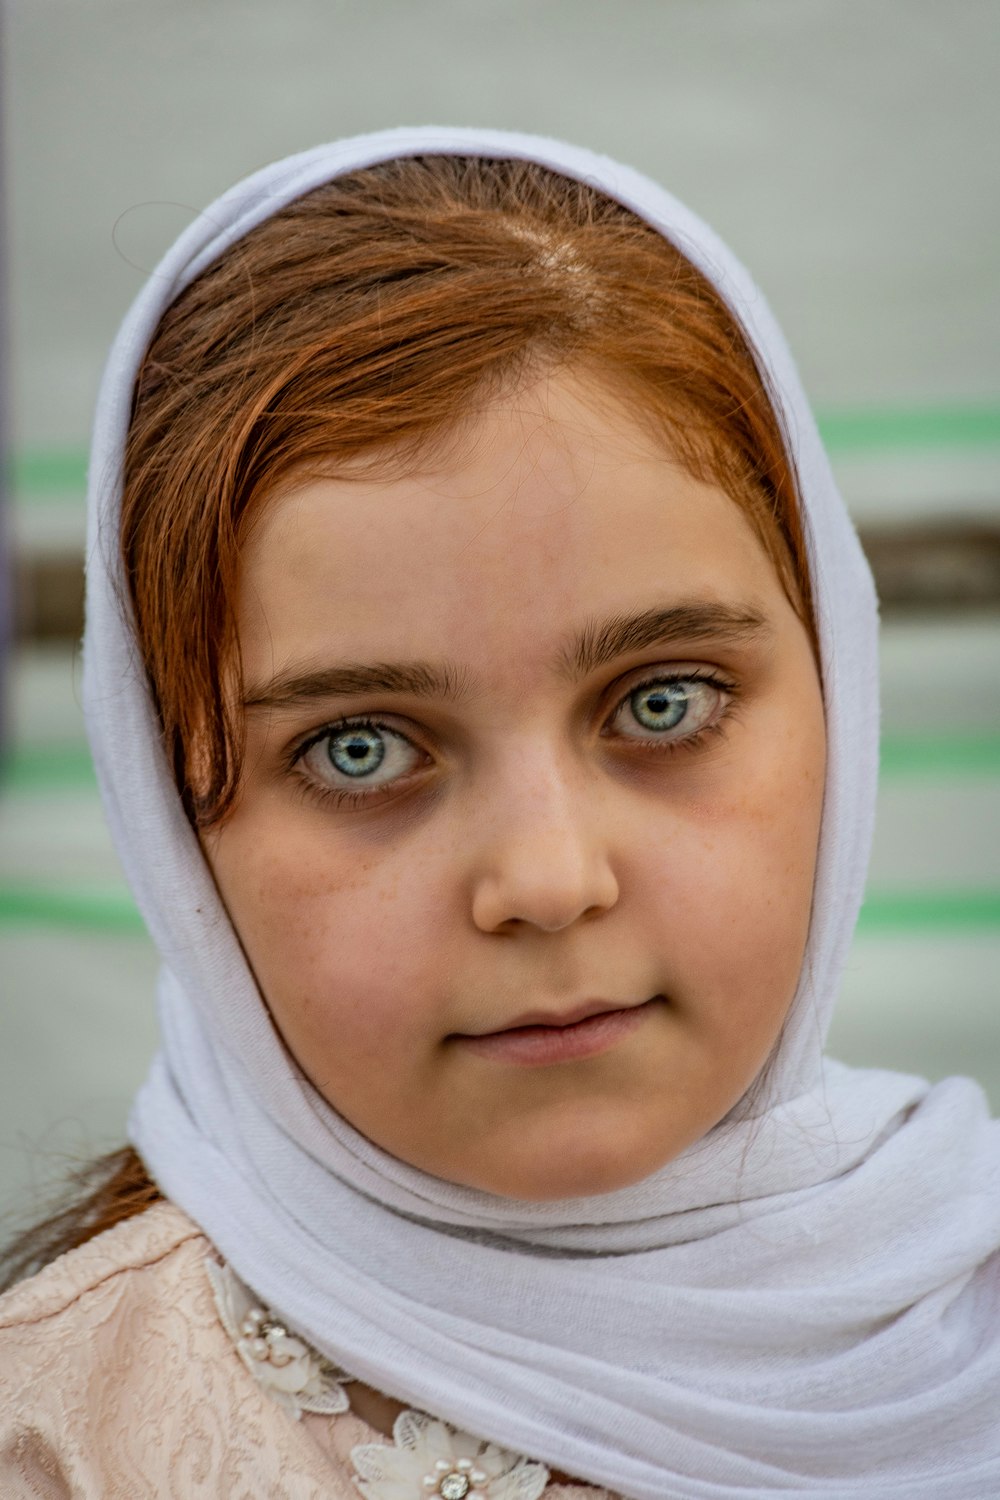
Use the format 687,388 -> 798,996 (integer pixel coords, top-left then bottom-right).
227,836 -> 434,1049
641,783 -> 816,1018
244,838 -> 377,946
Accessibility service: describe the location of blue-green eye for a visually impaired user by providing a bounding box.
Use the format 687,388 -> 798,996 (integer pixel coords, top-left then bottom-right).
631,682 -> 689,731
298,720 -> 421,794
612,676 -> 727,743
328,726 -> 385,777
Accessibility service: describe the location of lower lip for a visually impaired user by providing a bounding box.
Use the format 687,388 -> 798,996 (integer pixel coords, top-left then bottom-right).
457,998 -> 661,1067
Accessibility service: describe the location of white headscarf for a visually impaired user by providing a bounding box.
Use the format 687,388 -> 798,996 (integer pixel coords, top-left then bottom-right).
84,128 -> 1000,1497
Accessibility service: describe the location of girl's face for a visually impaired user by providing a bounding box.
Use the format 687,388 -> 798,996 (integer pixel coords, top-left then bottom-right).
203,369 -> 826,1200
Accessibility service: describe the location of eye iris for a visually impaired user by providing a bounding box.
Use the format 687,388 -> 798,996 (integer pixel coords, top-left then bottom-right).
328,728 -> 385,777
632,683 -> 688,732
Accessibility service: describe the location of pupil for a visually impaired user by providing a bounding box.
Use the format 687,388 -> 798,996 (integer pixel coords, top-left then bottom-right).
329,729 -> 385,777
634,683 -> 687,731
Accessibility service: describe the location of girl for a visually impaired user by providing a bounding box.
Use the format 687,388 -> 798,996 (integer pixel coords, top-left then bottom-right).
1,126 -> 998,1498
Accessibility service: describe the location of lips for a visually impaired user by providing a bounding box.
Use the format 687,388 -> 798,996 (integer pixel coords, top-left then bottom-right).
488,997 -> 643,1034
455,996 -> 662,1067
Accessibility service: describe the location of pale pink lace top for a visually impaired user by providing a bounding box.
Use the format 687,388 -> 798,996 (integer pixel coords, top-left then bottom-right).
0,1200 -> 610,1498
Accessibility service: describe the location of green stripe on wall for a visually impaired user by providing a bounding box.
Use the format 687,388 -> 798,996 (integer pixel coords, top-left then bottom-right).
0,886 -> 145,933
2,745 -> 98,791
817,405 -> 1000,452
10,451 -> 89,492
878,734 -> 1000,776
10,405 -> 1000,497
855,891 -> 1000,932
1,885 -> 998,936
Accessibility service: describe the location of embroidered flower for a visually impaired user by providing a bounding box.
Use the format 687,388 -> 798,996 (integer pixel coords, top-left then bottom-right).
351,1408 -> 550,1500
206,1257 -> 352,1419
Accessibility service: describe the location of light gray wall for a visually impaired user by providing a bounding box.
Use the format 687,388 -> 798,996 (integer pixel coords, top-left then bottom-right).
7,0 -> 1000,452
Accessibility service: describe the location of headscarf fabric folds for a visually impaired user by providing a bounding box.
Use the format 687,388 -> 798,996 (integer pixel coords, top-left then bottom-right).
82,128 -> 1000,1498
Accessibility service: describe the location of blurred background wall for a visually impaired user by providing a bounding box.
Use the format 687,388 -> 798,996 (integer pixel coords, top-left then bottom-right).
2,0 -> 998,1213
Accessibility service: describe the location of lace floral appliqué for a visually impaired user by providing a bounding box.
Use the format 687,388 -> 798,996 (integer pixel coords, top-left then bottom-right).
208,1260 -> 556,1494
351,1409 -> 550,1500
206,1257 -> 352,1419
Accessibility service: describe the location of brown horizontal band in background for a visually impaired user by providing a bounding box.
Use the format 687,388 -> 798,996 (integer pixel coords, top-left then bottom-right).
861,522 -> 1000,613
9,521 -> 1000,642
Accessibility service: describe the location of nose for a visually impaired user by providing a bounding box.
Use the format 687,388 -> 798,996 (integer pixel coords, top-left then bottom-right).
469,753 -> 620,935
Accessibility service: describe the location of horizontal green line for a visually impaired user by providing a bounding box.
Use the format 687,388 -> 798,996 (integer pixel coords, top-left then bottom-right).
2,745 -> 99,791
0,885 -> 998,936
0,887 -> 145,933
10,406 -> 1000,497
10,450 -> 88,492
817,405 -> 1000,453
4,734 -> 999,796
855,891 -> 1000,932
878,734 -> 1000,775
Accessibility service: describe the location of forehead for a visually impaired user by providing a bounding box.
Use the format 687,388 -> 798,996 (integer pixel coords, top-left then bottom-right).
236,371 -> 788,675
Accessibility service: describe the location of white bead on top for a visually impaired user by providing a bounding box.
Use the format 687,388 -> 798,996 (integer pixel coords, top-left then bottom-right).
206,1257 -> 352,1419
351,1409 -> 550,1500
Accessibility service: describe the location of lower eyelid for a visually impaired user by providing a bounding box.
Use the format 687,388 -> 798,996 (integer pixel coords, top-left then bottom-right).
296,723 -> 424,789
607,675 -> 733,735
289,676 -> 736,800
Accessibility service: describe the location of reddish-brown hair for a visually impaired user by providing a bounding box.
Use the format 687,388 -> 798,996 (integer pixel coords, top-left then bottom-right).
0,1147 -> 161,1292
122,153 -> 814,826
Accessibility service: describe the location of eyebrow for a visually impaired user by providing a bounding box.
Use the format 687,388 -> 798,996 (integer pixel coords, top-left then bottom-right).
560,603 -> 770,679
242,602 -> 771,711
244,660 -> 472,711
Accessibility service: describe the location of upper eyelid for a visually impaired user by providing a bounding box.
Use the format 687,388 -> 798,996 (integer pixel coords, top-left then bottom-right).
604,669 -> 733,730
292,716 -> 416,765
292,667 -> 734,757
294,720 -> 426,796
615,664 -> 733,692
605,664 -> 734,714
291,670 -> 738,806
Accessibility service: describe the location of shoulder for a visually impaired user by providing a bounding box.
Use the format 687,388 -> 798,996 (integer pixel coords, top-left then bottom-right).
0,1201 -> 357,1497
0,1198 -> 205,1333
0,1207 -> 601,1498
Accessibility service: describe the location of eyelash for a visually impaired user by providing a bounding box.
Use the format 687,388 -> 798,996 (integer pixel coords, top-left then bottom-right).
288,669 -> 739,812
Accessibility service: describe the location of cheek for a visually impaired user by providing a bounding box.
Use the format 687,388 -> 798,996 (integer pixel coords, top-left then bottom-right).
207,809 -> 449,1053
639,726 -> 824,1041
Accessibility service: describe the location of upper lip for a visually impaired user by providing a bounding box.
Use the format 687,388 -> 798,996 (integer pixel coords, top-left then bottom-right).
482,998 -> 644,1034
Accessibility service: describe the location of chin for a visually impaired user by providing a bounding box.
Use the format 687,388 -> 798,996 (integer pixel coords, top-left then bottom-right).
462,1117 -> 687,1202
